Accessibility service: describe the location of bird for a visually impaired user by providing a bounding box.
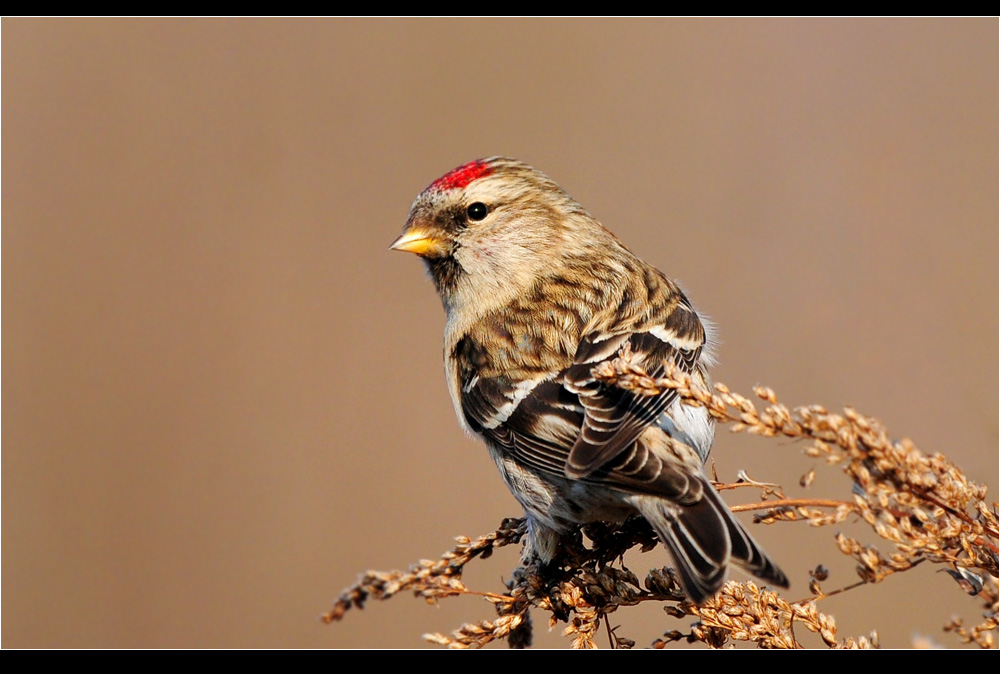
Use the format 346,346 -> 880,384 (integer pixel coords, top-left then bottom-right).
390,157 -> 788,603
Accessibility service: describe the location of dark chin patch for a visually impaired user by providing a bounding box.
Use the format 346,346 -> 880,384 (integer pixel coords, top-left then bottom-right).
425,255 -> 463,298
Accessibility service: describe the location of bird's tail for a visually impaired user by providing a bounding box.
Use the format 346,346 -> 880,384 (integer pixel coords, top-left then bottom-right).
632,480 -> 788,604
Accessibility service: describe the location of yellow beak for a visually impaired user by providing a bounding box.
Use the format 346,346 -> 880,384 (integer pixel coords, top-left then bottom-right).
389,228 -> 449,257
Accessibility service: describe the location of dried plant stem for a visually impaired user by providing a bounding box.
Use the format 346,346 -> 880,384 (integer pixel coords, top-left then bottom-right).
322,517 -> 526,625
593,349 -> 998,579
327,353 -> 998,649
727,498 -> 856,513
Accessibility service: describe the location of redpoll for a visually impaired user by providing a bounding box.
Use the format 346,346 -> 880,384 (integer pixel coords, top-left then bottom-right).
391,157 -> 787,603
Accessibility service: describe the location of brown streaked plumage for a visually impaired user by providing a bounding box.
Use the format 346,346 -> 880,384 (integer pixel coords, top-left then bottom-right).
391,157 -> 787,603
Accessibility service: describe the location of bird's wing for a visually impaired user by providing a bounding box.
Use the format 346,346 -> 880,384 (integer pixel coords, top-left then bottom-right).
456,290 -> 707,496
562,286 -> 707,479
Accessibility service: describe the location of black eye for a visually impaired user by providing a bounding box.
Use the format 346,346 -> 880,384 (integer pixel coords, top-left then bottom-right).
466,202 -> 489,221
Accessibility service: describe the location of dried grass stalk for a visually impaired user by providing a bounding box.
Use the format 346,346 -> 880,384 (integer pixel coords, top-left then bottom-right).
326,353 -> 998,649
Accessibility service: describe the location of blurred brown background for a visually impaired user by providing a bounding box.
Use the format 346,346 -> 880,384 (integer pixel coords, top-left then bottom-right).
3,18 -> 997,648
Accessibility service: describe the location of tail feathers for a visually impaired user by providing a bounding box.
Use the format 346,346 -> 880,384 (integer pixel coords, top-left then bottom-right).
633,481 -> 788,604
719,488 -> 789,589
651,495 -> 730,602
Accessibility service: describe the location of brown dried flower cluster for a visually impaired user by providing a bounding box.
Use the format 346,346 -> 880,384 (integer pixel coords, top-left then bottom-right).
657,580 -> 877,649
593,352 -> 997,584
322,517 -> 526,624
326,353 -> 998,649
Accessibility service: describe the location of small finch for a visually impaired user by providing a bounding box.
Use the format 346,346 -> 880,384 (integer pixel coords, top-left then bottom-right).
391,157 -> 787,603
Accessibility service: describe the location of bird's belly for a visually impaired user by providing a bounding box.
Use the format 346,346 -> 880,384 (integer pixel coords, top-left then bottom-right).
485,441 -> 635,532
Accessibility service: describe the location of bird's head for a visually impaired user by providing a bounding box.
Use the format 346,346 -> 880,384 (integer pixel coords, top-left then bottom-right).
391,157 -> 603,317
